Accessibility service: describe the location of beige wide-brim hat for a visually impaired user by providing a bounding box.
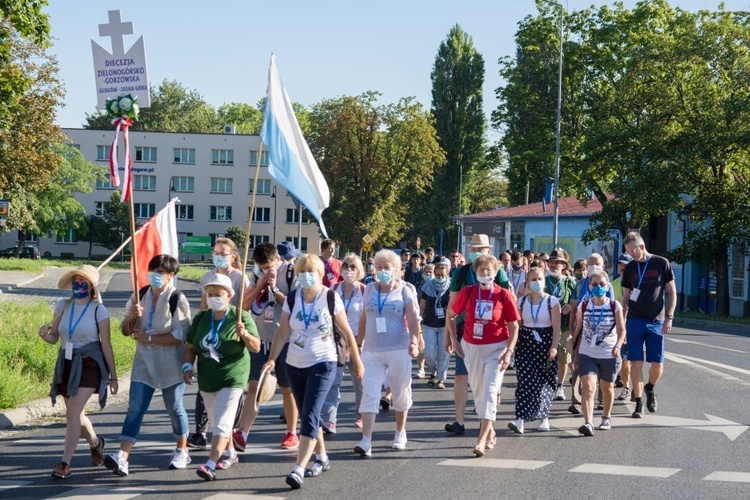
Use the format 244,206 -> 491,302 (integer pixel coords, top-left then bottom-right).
254,365 -> 278,411
469,234 -> 492,249
58,264 -> 100,299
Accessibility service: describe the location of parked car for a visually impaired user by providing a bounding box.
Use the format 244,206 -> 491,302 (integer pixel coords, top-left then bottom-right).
0,246 -> 41,259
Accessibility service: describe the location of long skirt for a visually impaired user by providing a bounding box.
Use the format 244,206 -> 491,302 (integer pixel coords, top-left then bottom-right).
514,325 -> 557,421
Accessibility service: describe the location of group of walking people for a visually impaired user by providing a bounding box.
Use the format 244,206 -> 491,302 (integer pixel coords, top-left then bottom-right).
41,230 -> 676,490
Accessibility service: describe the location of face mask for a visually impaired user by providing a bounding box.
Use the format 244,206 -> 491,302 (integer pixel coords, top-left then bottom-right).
366,264 -> 373,273
343,270 -> 356,282
591,285 -> 608,297
469,252 -> 483,263
529,280 -> 544,293
72,281 -> 89,299
298,272 -> 318,289
207,296 -> 227,311
376,270 -> 392,284
253,264 -> 263,278
477,275 -> 494,286
148,272 -> 166,289
423,275 -> 434,283
213,255 -> 230,269
434,277 -> 448,286
549,269 -> 561,278
587,264 -> 601,273
575,273 -> 584,280
512,264 -> 522,271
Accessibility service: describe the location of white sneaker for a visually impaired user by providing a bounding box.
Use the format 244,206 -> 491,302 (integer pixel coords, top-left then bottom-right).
168,448 -> 191,469
416,368 -> 426,379
538,418 -> 550,432
354,437 -> 372,457
508,418 -> 524,434
103,451 -> 129,476
554,386 -> 565,401
392,430 -> 407,450
599,417 -> 612,431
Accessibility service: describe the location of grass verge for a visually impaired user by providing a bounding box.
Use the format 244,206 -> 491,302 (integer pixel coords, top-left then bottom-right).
0,258 -> 130,274
677,310 -> 750,326
0,300 -> 135,409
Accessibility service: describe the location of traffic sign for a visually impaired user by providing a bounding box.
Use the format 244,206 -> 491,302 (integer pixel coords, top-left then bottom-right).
362,243 -> 372,253
182,235 -> 212,254
363,234 -> 373,244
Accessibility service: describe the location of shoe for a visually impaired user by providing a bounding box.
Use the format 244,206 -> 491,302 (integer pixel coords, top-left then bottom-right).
186,432 -> 207,450
354,417 -> 363,429
596,402 -> 604,411
538,418 -> 550,432
103,452 -> 129,476
354,438 -> 372,457
646,389 -> 658,412
445,421 -> 466,435
485,435 -> 497,449
472,446 -> 485,458
322,421 -> 337,434
437,380 -> 446,390
232,429 -> 246,452
568,404 -> 582,415
90,435 -> 105,467
196,464 -> 216,481
554,386 -> 565,401
428,374 -> 436,386
599,417 -> 612,431
281,432 -> 299,449
416,368 -> 426,379
216,453 -> 238,470
51,461 -> 71,479
286,470 -> 304,489
304,458 -> 331,477
617,387 -> 631,401
169,448 -> 191,469
632,399 -> 644,418
578,422 -> 594,436
380,396 -> 392,411
508,418 -> 524,434
615,375 -> 624,388
392,430 -> 407,450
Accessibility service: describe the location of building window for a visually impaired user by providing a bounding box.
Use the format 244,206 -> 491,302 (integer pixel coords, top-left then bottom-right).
172,176 -> 194,192
252,207 -> 271,223
96,174 -> 114,189
133,174 -> 157,191
286,236 -> 308,252
96,145 -> 112,161
17,230 -> 38,243
94,201 -> 107,216
210,177 -> 233,194
173,148 -> 195,164
209,233 -> 224,246
286,208 -> 311,224
210,206 -> 232,221
250,235 -> 270,248
134,203 -> 156,219
731,242 -> 746,298
56,229 -> 76,243
249,150 -> 269,166
71,144 -> 81,150
510,221 -> 525,251
249,178 -> 272,195
212,149 -> 234,165
176,204 -> 194,221
135,146 -> 157,163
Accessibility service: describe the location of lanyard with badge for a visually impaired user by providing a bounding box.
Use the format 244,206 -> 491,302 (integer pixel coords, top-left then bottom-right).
548,277 -> 561,298
208,313 -> 227,362
65,301 -> 91,360
434,289 -> 446,319
512,271 -> 523,291
587,300 -> 606,345
473,285 -> 494,339
341,284 -> 356,313
324,260 -> 335,284
294,290 -> 320,348
630,257 -> 651,302
145,297 -> 157,338
529,296 -> 545,343
375,286 -> 391,333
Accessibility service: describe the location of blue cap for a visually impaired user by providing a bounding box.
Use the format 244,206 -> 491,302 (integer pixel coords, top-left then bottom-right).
618,253 -> 633,264
277,241 -> 301,260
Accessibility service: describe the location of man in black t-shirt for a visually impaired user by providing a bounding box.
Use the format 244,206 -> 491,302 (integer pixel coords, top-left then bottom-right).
621,232 -> 676,418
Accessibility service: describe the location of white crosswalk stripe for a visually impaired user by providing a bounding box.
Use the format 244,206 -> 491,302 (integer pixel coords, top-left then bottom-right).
0,480 -> 31,491
46,486 -> 154,499
438,458 -> 552,470
703,471 -> 750,483
569,463 -> 681,478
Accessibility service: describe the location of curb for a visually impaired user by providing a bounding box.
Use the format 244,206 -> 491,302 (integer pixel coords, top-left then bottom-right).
674,317 -> 749,335
0,273 -> 43,294
0,373 -> 132,430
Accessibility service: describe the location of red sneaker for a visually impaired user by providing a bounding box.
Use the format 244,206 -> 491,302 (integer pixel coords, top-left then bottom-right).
232,429 -> 246,452
281,432 -> 299,449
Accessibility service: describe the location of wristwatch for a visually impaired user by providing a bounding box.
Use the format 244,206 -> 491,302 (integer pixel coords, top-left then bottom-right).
271,286 -> 280,295
666,314 -> 674,320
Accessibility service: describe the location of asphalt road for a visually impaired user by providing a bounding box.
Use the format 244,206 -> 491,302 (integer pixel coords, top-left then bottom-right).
1,274 -> 749,499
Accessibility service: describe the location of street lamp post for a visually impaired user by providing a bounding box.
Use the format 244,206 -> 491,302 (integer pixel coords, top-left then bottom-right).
546,0 -> 564,249
457,164 -> 463,250
271,185 -> 277,243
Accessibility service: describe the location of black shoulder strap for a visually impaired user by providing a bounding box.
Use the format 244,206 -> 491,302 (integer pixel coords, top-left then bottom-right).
286,263 -> 294,290
548,295 -> 552,314
326,289 -> 336,318
519,295 -> 527,313
138,285 -> 149,301
286,288 -> 297,312
95,303 -> 101,335
169,290 -> 183,316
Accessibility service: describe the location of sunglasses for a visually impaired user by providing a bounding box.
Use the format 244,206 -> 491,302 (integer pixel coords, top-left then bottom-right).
342,263 -> 357,270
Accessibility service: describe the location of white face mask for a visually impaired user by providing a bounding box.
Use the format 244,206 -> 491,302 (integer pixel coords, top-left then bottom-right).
343,270 -> 356,282
207,296 -> 227,311
587,264 -> 601,273
549,269 -> 561,278
477,275 -> 494,286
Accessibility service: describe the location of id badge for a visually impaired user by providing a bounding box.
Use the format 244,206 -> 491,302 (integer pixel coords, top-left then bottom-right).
630,289 -> 641,301
293,332 -> 308,349
376,316 -> 387,333
473,323 -> 484,339
327,272 -> 335,282
144,328 -> 157,336
208,346 -> 221,362
532,330 -> 543,343
435,307 -> 445,318
475,300 -> 493,321
263,306 -> 275,323
64,342 -> 73,360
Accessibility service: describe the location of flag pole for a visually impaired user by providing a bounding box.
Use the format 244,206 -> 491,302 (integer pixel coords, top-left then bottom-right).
238,140 -> 265,315
127,189 -> 140,307
97,235 -> 133,271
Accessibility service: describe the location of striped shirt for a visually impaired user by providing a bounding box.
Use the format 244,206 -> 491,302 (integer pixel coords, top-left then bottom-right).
578,298 -> 621,359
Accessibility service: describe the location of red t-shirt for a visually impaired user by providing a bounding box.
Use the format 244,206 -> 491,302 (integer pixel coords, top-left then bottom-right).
451,283 -> 520,345
321,257 -> 343,288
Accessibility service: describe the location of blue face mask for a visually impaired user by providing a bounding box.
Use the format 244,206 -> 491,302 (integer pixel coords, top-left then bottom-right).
423,275 -> 434,283
298,272 -> 318,289
591,285 -> 608,298
470,251 -> 483,263
148,272 -> 166,289
213,254 -> 230,269
434,277 -> 448,287
377,270 -> 392,284
72,281 -> 89,299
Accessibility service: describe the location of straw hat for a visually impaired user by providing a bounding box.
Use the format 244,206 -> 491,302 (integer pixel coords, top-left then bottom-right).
58,265 -> 100,299
254,365 -> 278,411
469,234 -> 492,249
202,272 -> 235,297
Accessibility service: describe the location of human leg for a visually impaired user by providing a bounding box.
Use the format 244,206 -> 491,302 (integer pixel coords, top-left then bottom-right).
61,387 -> 98,465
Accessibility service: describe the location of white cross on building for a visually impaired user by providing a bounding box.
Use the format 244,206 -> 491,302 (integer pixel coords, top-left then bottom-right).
98,10 -> 133,56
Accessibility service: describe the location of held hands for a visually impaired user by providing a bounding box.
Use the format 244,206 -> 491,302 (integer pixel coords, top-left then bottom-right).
236,322 -> 247,341
38,325 -> 53,342
131,304 -> 143,319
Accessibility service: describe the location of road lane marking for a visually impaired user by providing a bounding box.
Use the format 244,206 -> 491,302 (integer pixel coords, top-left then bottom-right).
669,353 -> 750,376
46,486 -> 154,499
668,338 -> 746,353
703,471 -> 750,483
665,353 -> 743,382
204,494 -> 286,499
0,480 -> 31,491
438,459 -> 552,470
570,463 -> 680,478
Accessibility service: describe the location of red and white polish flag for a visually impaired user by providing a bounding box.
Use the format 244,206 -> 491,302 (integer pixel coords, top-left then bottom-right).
131,199 -> 179,288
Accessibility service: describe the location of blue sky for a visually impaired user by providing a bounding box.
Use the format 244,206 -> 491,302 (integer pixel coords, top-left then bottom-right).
46,0 -> 747,131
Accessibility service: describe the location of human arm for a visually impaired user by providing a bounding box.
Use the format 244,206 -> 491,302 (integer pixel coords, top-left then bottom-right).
405,291 -> 421,358
262,311 -> 293,372
335,310 -> 364,379
356,306 -> 367,352
499,320 -> 518,370
662,280 -> 677,334
612,305 -> 626,358
38,304 -> 65,344
238,309 -> 261,353
182,343 -> 197,385
98,316 -> 118,394
550,301 -> 561,362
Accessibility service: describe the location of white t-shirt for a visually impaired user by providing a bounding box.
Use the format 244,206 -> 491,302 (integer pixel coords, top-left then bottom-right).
282,288 -> 344,368
517,295 -> 559,329
55,298 -> 110,348
334,282 -> 364,333
578,298 -> 622,359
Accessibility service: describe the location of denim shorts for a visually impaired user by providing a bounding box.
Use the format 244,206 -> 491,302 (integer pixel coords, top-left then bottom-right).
578,353 -> 622,383
626,317 -> 665,363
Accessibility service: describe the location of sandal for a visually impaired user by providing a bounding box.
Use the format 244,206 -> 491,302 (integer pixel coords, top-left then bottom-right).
380,397 -> 392,411
472,445 -> 485,458
485,435 -> 497,449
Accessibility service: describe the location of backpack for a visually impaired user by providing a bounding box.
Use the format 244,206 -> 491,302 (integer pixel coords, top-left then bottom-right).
139,286 -> 183,316
286,288 -> 347,367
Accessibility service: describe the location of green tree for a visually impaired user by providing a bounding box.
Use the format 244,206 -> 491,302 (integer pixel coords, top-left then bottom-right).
309,92 -> 445,250
224,225 -> 248,250
97,191 -> 131,250
430,24 -> 486,244
80,213 -> 111,259
217,102 -> 263,135
0,0 -> 50,45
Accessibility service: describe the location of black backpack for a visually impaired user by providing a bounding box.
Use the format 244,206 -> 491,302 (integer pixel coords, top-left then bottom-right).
138,286 -> 183,316
286,289 -> 346,367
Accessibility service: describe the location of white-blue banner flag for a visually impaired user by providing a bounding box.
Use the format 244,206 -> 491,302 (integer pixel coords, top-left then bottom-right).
260,55 -> 330,237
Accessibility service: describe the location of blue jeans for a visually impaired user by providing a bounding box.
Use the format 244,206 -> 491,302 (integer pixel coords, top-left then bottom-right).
286,361 -> 337,439
121,381 -> 188,443
423,325 -> 450,381
321,365 -> 345,425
